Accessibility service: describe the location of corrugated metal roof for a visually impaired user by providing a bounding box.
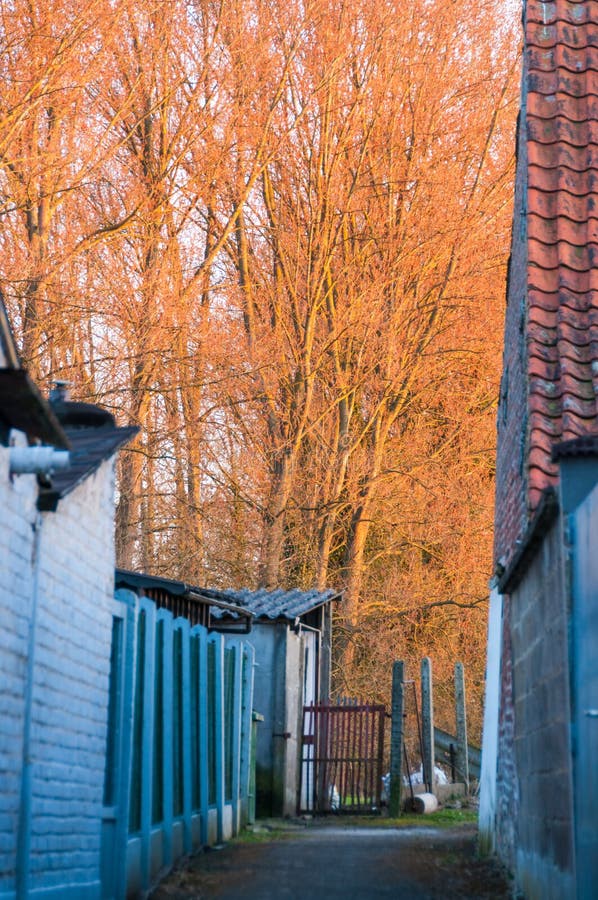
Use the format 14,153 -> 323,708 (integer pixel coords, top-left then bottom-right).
525,0 -> 598,508
206,587 -> 341,622
114,569 -> 254,618
116,568 -> 195,597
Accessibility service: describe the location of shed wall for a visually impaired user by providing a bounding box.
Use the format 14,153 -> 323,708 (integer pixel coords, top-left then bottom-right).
248,624 -> 283,816
249,623 -> 306,817
282,632 -> 304,817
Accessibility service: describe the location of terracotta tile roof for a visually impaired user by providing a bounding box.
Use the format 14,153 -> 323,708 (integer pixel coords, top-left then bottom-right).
526,0 -> 598,508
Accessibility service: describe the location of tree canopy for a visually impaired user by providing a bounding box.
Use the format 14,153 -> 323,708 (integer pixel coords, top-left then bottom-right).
0,0 -> 520,737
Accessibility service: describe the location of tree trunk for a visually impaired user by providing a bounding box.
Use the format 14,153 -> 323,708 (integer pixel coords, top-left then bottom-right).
258,451 -> 295,589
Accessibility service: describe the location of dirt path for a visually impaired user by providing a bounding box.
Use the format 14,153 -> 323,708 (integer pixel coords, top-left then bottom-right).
150,820 -> 510,899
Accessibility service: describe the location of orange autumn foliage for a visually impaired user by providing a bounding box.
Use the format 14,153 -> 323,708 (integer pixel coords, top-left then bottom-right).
0,0 -> 521,737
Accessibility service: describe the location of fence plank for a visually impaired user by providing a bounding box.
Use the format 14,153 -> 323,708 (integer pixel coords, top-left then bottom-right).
139,600 -> 157,892
178,618 -> 193,853
454,661 -> 469,791
239,644 -> 254,827
389,661 -> 404,817
196,626 -> 210,846
233,642 -> 243,832
102,590 -> 138,900
210,634 -> 225,842
421,657 -> 434,793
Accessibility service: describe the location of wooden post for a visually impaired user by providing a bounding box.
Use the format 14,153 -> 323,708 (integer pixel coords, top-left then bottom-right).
454,661 -> 469,791
389,661 -> 404,817
421,657 -> 434,793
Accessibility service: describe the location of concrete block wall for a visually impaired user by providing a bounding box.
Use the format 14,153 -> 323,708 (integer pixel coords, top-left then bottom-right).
499,518 -> 575,899
0,439 -> 117,899
494,593 -> 519,871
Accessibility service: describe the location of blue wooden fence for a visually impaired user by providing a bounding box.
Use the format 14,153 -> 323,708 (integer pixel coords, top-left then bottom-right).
101,590 -> 255,899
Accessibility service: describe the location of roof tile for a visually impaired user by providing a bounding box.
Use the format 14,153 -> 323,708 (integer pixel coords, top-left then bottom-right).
527,1 -> 595,28
525,0 -> 598,507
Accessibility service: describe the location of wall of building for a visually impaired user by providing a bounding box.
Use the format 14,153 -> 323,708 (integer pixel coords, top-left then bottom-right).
249,623 -> 307,817
282,631 -> 304,817
0,437 -> 37,896
248,623 -> 282,816
478,588 -> 503,855
494,71 -> 530,568
494,593 -> 519,873
0,439 -> 116,900
570,478 -> 598,895
496,517 -> 575,900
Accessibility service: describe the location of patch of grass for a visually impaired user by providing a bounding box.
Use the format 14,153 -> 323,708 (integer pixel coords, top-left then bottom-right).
233,807 -> 478,841
233,826 -> 295,844
328,807 -> 478,829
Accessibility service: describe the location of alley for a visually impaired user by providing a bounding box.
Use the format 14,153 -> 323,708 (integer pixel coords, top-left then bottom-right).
150,820 -> 510,899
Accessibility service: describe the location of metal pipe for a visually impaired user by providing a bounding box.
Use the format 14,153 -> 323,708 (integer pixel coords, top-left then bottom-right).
10,446 -> 70,475
16,512 -> 44,899
295,622 -> 322,701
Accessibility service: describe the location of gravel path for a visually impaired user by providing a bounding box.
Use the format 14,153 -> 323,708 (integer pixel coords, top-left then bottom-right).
150,821 -> 511,899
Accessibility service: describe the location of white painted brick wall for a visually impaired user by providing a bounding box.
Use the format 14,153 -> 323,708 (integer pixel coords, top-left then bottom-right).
0,436 -> 36,890
0,433 -> 118,897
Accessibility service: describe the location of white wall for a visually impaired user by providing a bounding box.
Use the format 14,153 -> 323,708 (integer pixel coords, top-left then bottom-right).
478,586 -> 503,855
0,435 -> 117,899
0,435 -> 37,893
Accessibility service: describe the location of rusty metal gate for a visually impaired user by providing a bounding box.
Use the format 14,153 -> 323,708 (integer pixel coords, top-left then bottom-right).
299,700 -> 386,814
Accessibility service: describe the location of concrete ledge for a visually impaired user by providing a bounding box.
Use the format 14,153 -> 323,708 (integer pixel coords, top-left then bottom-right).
0,880 -> 101,899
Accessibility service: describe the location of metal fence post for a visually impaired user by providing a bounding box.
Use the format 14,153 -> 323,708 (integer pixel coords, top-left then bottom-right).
389,661 -> 404,817
454,661 -> 469,791
421,657 -> 434,793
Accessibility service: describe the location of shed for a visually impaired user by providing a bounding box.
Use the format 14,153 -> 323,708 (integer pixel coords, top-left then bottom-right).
207,587 -> 342,816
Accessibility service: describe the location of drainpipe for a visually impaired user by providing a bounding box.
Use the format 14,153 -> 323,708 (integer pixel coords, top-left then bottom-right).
294,621 -> 322,701
16,512 -> 44,900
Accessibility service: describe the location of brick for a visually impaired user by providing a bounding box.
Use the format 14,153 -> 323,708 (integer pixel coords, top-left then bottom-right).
0,436 -> 118,889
